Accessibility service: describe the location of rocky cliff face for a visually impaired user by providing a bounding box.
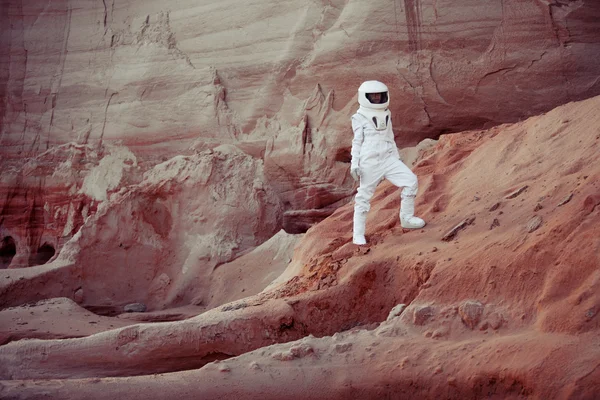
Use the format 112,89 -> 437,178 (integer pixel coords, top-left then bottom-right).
2,0 -> 599,148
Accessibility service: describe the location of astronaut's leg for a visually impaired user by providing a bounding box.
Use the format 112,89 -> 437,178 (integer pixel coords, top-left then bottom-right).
353,163 -> 381,245
385,158 -> 426,229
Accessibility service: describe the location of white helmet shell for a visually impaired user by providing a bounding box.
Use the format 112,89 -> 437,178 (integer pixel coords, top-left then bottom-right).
358,80 -> 389,110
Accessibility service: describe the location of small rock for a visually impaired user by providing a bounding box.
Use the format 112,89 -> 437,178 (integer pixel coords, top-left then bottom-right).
505,186 -> 528,199
489,202 -> 501,212
272,351 -> 295,361
400,357 -> 410,368
442,217 -> 476,242
413,305 -> 434,325
432,326 -> 449,339
585,307 -> 597,321
490,218 -> 500,230
520,313 -> 527,320
534,203 -> 543,212
289,344 -> 314,358
386,304 -> 407,321
432,247 -> 438,252
334,343 -> 353,353
124,303 -> 146,313
458,300 -> 484,329
191,295 -> 205,306
221,302 -> 247,312
218,364 -> 231,372
557,193 -> 573,207
488,312 -> 504,330
527,215 -> 543,233
249,361 -> 261,370
73,288 -> 84,303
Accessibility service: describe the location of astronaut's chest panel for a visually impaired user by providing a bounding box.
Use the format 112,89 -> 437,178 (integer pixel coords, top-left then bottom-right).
370,115 -> 390,131
364,122 -> 391,138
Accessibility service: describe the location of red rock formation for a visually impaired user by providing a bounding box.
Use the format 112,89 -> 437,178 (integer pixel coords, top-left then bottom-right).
1,144 -> 285,311
1,95 -> 599,398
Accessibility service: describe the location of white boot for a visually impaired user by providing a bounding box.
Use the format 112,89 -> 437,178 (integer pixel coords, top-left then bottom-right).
400,196 -> 426,229
353,210 -> 367,245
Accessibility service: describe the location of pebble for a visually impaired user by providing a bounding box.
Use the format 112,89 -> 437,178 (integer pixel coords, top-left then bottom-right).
490,218 -> 500,230
505,186 -> 528,199
557,193 -> 573,207
386,304 -> 407,321
413,305 -> 434,325
218,364 -> 231,372
458,300 -> 484,329
526,215 -> 543,233
442,217 -> 475,242
489,202 -> 501,212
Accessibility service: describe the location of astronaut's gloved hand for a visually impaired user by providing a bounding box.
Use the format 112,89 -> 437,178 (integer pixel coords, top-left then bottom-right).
350,166 -> 360,181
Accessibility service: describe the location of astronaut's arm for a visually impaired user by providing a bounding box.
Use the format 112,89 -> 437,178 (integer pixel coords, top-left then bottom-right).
350,116 -> 364,169
388,116 -> 401,159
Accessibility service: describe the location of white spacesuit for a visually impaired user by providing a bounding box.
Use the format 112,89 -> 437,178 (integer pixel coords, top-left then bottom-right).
350,80 -> 426,245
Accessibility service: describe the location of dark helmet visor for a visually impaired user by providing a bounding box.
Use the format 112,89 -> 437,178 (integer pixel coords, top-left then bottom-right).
366,92 -> 388,104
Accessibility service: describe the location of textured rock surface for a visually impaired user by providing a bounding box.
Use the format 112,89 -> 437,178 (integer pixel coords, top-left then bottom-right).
0,145 -> 285,310
0,297 -> 134,344
2,0 -> 600,151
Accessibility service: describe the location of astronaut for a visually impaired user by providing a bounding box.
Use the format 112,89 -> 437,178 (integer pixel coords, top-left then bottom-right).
350,80 -> 426,245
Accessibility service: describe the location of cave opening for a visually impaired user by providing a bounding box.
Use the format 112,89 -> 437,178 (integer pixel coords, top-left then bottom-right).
30,243 -> 56,266
0,236 -> 16,269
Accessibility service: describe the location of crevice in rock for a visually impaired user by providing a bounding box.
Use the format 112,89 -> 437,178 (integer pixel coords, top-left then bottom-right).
99,92 -> 117,146
30,242 -> 55,266
475,64 -> 518,92
428,54 -> 449,105
527,50 -> 548,69
102,0 -> 107,31
403,0 -> 423,53
0,236 -> 16,269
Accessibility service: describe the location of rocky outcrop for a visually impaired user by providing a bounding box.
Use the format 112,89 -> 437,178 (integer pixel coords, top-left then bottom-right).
0,144 -> 284,311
